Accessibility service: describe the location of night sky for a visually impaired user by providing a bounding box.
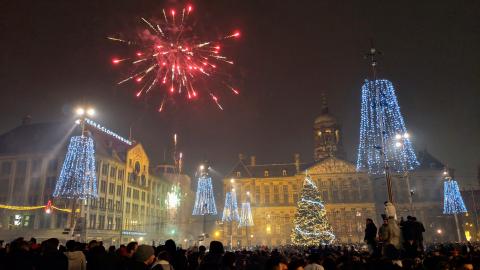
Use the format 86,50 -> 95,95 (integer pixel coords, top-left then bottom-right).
1,1 -> 479,185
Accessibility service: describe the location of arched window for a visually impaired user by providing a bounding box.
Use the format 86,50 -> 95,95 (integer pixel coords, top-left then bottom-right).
282,169 -> 287,176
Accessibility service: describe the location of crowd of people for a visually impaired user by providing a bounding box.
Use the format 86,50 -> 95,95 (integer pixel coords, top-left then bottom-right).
0,234 -> 478,270
364,215 -> 426,257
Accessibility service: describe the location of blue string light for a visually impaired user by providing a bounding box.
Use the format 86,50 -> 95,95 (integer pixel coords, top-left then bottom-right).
222,190 -> 240,222
53,136 -> 98,199
238,202 -> 254,227
356,79 -> 419,174
443,178 -> 467,214
192,175 -> 217,215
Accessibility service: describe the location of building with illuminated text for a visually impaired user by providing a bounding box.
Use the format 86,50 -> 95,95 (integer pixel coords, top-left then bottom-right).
0,116 -> 193,245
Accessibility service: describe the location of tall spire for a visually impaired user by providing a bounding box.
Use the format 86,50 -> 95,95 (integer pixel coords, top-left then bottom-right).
320,93 -> 329,114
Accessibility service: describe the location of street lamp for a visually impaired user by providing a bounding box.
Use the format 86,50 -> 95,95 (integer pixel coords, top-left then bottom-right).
72,105 -> 96,241
75,107 -> 85,116
86,108 -> 95,117
394,131 -> 415,215
75,106 -> 95,136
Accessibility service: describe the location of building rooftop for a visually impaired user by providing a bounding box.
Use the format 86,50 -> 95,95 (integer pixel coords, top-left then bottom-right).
416,149 -> 444,170
0,119 -> 132,162
228,158 -> 303,178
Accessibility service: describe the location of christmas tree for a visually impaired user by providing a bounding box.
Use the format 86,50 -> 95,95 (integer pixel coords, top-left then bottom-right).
291,175 -> 335,245
53,136 -> 98,199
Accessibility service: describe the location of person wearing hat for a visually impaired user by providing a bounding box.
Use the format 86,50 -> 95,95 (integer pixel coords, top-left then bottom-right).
127,244 -> 156,270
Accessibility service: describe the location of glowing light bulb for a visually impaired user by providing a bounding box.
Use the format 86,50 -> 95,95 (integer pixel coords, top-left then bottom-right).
75,107 -> 85,116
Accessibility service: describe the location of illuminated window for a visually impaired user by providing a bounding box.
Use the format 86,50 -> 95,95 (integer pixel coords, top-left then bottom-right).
283,185 -> 289,204
264,186 -> 270,204
99,198 -> 105,209
236,171 -> 241,177
102,164 -> 109,176
264,170 -> 269,177
101,181 -> 107,193
255,186 -> 260,204
109,183 -> 115,194
282,169 -> 287,176
110,167 -> 117,178
273,186 -> 279,203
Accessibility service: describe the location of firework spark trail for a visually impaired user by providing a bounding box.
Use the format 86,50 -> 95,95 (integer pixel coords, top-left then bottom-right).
109,4 -> 240,112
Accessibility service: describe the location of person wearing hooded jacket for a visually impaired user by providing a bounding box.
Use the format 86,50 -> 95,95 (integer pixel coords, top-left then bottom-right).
64,240 -> 86,270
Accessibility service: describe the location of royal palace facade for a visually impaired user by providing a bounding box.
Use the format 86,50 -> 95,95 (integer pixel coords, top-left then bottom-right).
0,116 -> 195,245
221,101 -> 457,246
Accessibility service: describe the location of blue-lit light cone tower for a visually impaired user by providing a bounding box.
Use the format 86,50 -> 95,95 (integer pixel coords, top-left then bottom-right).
192,165 -> 217,240
238,192 -> 254,248
357,46 -> 419,205
442,170 -> 468,242
222,179 -> 240,250
53,107 -> 98,239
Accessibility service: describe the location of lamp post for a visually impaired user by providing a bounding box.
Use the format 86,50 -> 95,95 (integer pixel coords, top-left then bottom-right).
73,106 -> 95,241
395,132 -> 415,215
199,164 -> 207,238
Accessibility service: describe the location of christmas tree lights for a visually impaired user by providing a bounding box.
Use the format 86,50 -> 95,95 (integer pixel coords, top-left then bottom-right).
443,178 -> 467,214
192,175 -> 217,215
53,136 -> 98,200
356,79 -> 419,174
291,175 -> 335,245
222,190 -> 240,222
238,202 -> 254,227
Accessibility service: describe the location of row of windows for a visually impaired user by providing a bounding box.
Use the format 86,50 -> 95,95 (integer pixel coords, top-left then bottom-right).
99,181 -> 124,196
245,188 -> 372,205
90,198 -> 123,211
98,162 -> 125,180
88,215 -> 122,230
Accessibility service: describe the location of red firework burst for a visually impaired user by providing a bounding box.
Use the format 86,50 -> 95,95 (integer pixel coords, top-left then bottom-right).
109,4 -> 240,111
